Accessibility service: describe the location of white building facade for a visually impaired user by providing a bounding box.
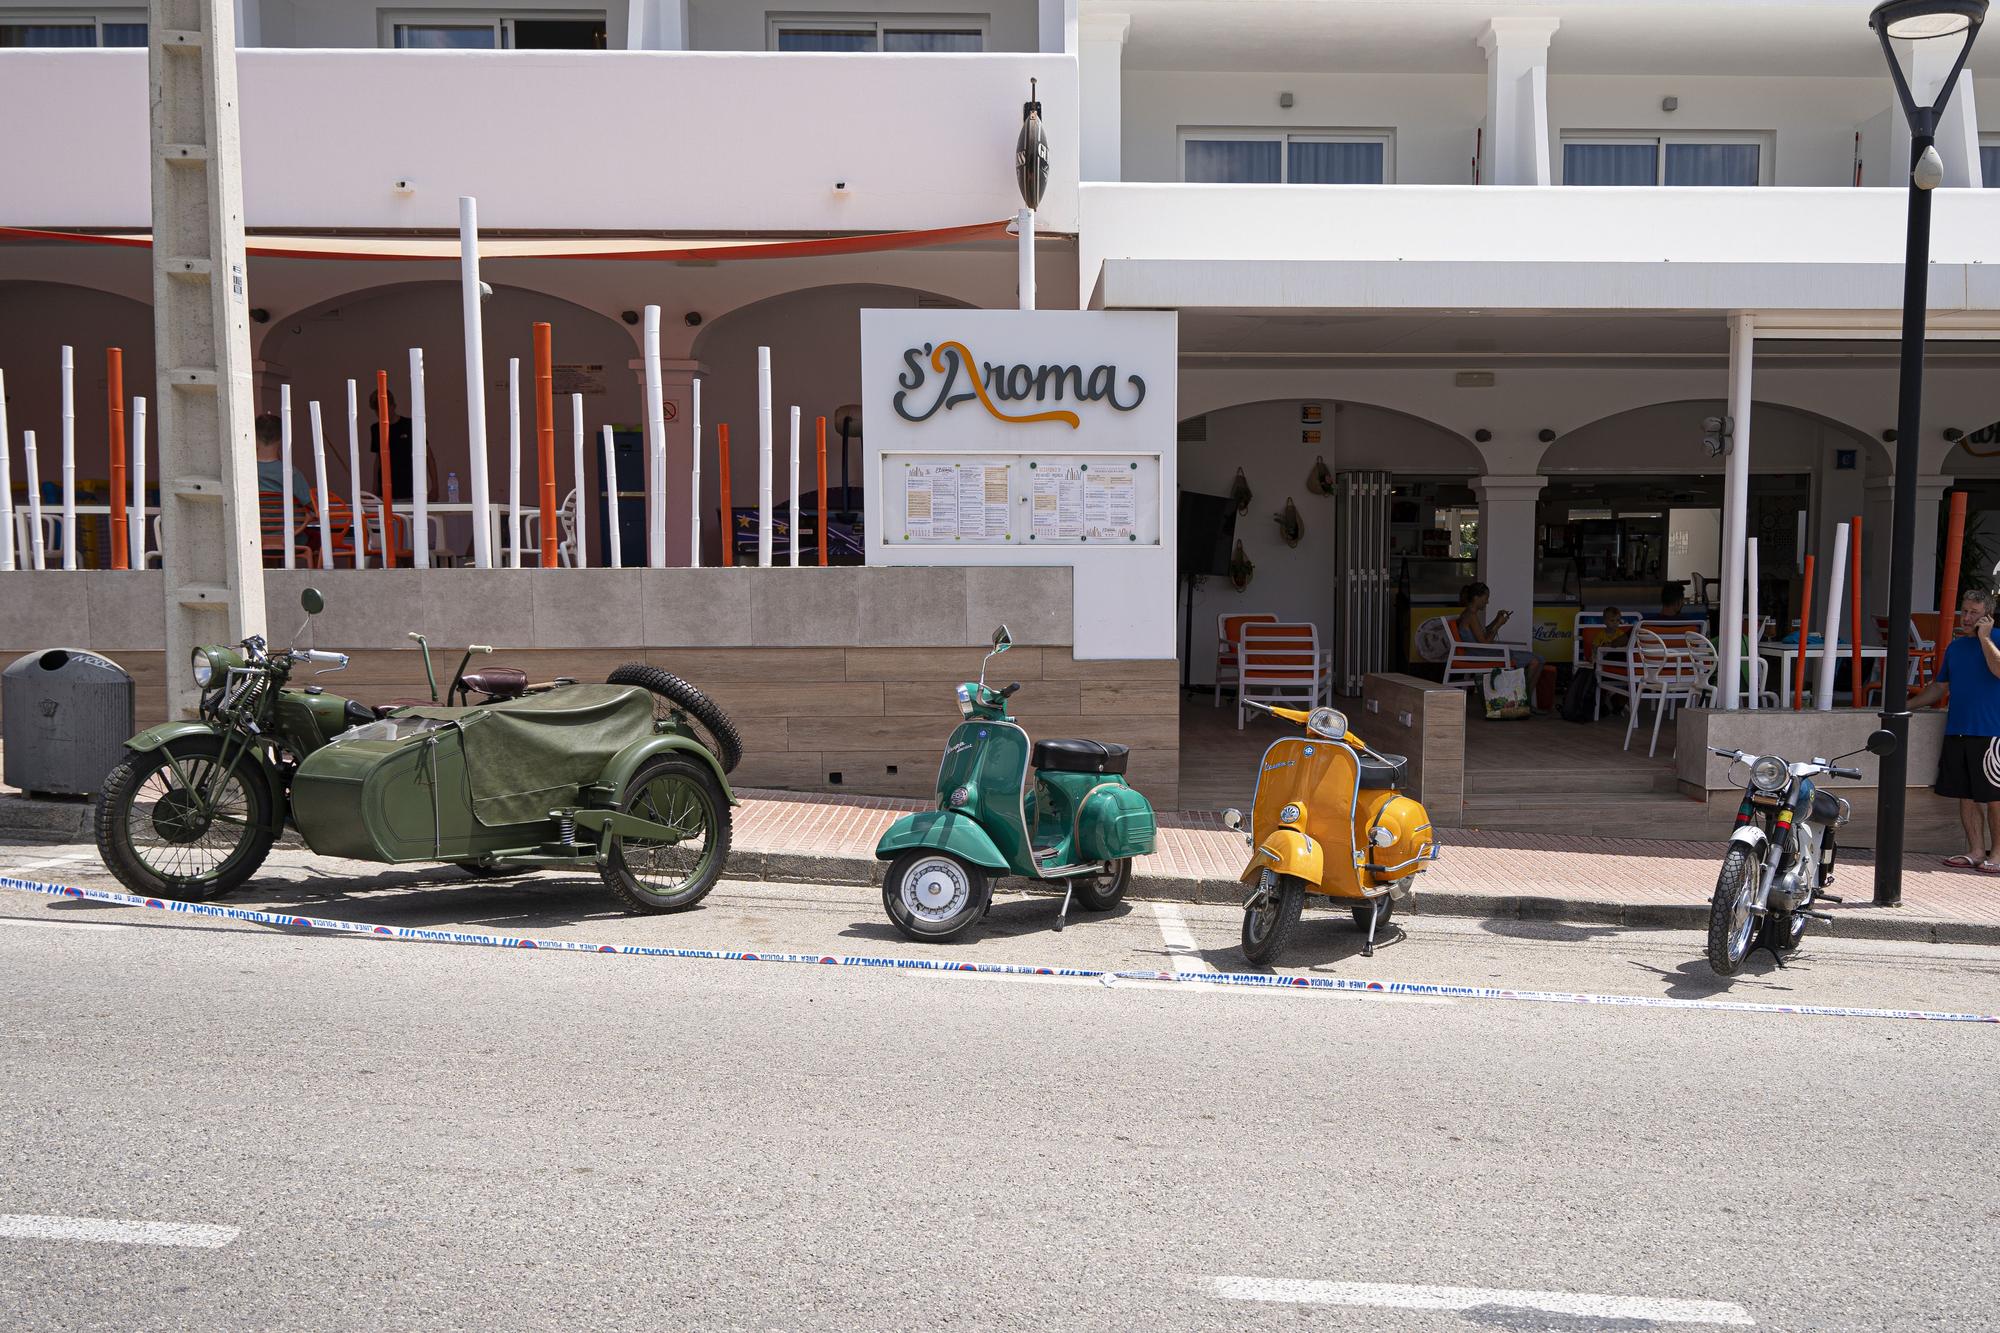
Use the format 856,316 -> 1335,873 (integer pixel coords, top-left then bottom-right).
4,0 -> 2000,777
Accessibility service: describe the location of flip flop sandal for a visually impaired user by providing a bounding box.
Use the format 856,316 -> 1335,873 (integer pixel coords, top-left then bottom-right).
1980,861 -> 2000,875
1943,854 -> 1980,868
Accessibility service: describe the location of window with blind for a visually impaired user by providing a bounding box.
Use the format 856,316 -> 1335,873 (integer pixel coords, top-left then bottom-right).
386,11 -> 608,49
0,11 -> 145,45
770,15 -> 986,52
1561,134 -> 1768,186
1982,139 -> 2000,187
1181,131 -> 1392,184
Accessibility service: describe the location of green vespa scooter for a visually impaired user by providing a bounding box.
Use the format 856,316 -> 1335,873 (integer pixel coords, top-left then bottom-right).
875,626 -> 1158,941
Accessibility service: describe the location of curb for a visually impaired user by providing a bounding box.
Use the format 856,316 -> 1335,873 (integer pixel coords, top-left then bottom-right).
0,796 -> 90,842
728,847 -> 2000,947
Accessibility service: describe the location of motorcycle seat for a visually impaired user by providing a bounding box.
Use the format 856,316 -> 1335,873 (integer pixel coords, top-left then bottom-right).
462,667 -> 529,699
1810,788 -> 1844,825
1032,739 -> 1130,776
1358,752 -> 1407,790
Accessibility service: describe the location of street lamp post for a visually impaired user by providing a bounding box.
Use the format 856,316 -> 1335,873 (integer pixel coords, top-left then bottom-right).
1870,0 -> 1987,907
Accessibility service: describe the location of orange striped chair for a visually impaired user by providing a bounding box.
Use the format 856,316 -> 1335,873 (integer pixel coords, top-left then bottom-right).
258,489 -> 316,568
1237,621 -> 1332,730
1214,612 -> 1279,708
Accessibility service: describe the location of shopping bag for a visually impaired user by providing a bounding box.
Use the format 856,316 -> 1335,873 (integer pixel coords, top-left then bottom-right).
1483,666 -> 1530,720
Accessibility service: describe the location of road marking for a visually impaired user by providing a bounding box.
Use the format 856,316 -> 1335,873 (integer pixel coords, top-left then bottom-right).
1150,901 -> 1214,974
0,1214 -> 238,1249
0,917 -> 127,932
1205,1277 -> 1753,1326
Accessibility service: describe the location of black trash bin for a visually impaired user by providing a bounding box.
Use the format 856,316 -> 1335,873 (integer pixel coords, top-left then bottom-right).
2,649 -> 135,797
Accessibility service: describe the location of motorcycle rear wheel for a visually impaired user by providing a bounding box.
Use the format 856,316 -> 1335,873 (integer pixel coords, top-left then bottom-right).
600,756 -> 732,913
1241,874 -> 1305,966
1707,844 -> 1759,976
94,738 -> 275,902
1350,893 -> 1397,933
1068,858 -> 1132,912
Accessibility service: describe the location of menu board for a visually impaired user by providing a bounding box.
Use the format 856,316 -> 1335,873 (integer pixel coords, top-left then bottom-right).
900,460 -> 1012,543
882,453 -> 1161,547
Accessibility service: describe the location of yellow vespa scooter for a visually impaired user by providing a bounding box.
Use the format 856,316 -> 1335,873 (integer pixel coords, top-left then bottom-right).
1223,702 -> 1438,965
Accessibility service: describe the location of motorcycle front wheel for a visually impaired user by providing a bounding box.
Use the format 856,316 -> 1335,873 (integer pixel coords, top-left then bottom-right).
600,755 -> 732,913
1758,909 -> 1808,955
1706,844 -> 1760,976
1241,874 -> 1305,966
882,851 -> 990,941
94,737 -> 276,902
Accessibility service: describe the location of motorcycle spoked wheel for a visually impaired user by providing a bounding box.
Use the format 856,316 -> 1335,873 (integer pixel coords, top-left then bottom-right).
1707,844 -> 1761,976
882,851 -> 991,942
1067,858 -> 1132,913
599,755 -> 732,914
1240,874 -> 1305,966
606,664 -> 744,775
94,737 -> 276,902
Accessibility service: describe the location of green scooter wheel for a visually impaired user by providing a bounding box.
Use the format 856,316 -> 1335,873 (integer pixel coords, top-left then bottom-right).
883,851 -> 990,942
1068,858 -> 1132,912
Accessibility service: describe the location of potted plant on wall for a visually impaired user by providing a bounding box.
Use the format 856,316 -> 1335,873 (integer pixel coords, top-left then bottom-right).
1229,539 -> 1255,591
1273,498 -> 1303,548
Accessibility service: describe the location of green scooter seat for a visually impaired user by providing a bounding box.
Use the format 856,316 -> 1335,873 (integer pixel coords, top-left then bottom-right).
1033,739 -> 1129,776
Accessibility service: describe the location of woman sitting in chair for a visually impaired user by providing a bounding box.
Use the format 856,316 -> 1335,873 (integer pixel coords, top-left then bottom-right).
1457,581 -> 1546,710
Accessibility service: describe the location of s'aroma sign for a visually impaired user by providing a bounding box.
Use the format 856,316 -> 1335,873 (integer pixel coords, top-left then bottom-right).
892,339 -> 1146,428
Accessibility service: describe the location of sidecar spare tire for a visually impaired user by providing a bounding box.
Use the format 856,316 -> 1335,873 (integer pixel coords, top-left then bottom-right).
606,663 -> 744,775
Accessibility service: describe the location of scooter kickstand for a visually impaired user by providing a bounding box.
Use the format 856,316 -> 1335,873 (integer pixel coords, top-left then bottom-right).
1055,882 -> 1073,933
1363,898 -> 1382,959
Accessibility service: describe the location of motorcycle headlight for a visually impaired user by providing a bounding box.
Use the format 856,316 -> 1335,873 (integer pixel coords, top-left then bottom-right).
956,684 -> 973,718
1750,756 -> 1787,792
191,648 -> 216,688
1278,803 -> 1303,825
1307,707 -> 1347,740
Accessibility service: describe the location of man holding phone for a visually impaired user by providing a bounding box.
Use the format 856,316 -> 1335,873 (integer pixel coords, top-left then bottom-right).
1912,587 -> 2000,871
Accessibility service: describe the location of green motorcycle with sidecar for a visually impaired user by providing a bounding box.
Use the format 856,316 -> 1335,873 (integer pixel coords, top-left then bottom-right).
93,588 -> 742,913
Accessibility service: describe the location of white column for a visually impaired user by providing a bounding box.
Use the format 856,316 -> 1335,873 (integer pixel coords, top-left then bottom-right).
756,346 -> 773,567
1477,18 -> 1559,186
233,0 -> 260,46
1904,40 -> 1982,186
1078,12 -> 1130,182
1039,0 -> 1078,53
642,307 -> 667,568
458,196 -> 493,569
1814,522 -> 1850,711
1867,474 -> 1955,614
1718,314 -> 1755,710
632,357 -> 701,566
1016,207 -> 1036,311
624,0 -> 689,50
1471,474 -> 1546,639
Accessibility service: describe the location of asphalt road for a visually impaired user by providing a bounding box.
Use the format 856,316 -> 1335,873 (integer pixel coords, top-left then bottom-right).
3,842 -> 1998,1330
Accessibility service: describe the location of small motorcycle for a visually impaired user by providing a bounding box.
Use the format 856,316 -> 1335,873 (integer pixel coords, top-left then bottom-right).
1224,701 -> 1438,966
94,587 -> 740,914
1704,729 -> 1897,976
874,625 -> 1158,941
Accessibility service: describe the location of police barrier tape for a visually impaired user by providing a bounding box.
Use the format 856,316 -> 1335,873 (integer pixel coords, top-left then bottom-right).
3,871 -> 1997,1025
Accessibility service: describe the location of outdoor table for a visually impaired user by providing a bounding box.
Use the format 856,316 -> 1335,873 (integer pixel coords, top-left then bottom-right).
385,502 -> 517,566
1758,641 -> 1888,707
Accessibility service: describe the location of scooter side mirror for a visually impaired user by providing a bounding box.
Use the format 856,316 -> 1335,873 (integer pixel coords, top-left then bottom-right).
301,587 -> 324,616
992,625 -> 1012,653
1220,808 -> 1243,831
1865,729 -> 1898,757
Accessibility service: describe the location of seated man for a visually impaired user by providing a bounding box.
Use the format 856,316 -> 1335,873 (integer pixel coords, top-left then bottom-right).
254,412 -> 314,533
1656,581 -> 1689,620
1456,581 -> 1546,710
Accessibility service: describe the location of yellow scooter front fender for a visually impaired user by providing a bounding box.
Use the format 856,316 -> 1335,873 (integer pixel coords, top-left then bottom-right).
1238,825 -> 1323,887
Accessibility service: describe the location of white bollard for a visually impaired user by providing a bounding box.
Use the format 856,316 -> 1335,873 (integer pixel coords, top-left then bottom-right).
570,392 -> 587,568
129,397 -> 147,570
690,378 -> 702,568
1745,538 -> 1760,710
60,345 -> 75,570
643,306 -> 667,569
757,347 -> 772,567
1814,523 -> 1850,713
279,384 -> 296,570
1017,206 -> 1035,311
600,424 -> 622,570
346,379 -> 365,569
789,405 -> 801,567
409,347 -> 429,571
308,401 -> 334,572
507,357 -> 522,569
459,196 -> 493,570
0,368 -> 13,572
25,429 -> 44,571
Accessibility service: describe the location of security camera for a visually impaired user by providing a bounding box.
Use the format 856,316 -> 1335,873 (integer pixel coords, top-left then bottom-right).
621,310 -> 640,326
684,311 -> 703,327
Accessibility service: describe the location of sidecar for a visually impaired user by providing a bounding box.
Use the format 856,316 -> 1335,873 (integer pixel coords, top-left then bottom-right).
288,684 -> 735,913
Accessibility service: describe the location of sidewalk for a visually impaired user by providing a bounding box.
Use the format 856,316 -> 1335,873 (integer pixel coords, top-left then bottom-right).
6,786 -> 1996,945
728,788 -> 2000,946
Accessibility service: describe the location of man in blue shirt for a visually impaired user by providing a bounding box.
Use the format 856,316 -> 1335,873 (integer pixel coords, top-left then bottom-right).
1912,588 -> 2000,870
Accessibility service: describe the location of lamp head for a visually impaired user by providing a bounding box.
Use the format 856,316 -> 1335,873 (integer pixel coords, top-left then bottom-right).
1871,1 -> 1988,133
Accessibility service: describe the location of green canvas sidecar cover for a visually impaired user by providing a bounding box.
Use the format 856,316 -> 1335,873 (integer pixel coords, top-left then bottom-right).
291,684 -> 659,861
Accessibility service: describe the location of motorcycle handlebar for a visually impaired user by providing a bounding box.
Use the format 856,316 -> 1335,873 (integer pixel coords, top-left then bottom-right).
1709,746 -> 1741,759
1830,765 -> 1863,780
295,649 -> 349,666
1000,682 -> 1021,698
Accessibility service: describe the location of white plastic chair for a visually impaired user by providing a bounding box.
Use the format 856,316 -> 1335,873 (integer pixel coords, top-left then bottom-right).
1237,622 -> 1332,730
1214,612 -> 1278,707
1436,616 -> 1530,692
1624,628 -> 1705,757
556,488 -> 580,567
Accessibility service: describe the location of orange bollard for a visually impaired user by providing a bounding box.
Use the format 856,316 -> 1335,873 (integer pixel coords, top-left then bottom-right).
1793,555 -> 1815,710
106,347 -> 127,570
1850,515 -> 1865,706
377,370 -> 396,569
717,424 -> 734,568
1938,490 -> 1969,677
533,322 -> 557,568
815,415 -> 828,567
